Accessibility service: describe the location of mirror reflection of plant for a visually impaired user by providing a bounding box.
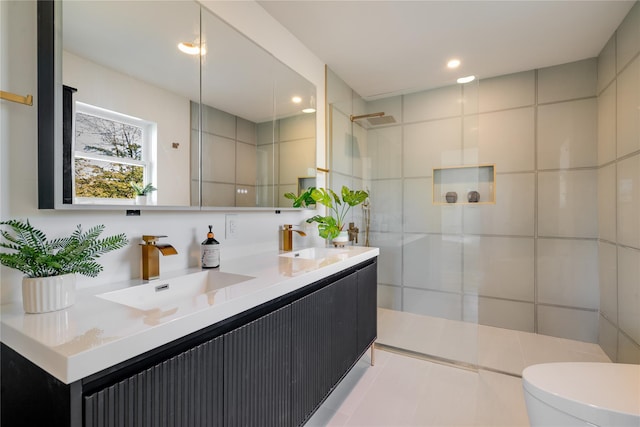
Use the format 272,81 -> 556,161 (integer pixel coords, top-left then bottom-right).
130,182 -> 157,196
0,219 -> 128,278
284,187 -> 317,208
290,186 -> 369,240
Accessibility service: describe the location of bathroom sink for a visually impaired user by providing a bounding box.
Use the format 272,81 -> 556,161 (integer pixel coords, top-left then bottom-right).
279,247 -> 347,260
97,270 -> 254,311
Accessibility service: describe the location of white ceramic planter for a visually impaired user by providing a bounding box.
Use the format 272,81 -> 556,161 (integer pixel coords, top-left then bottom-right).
135,195 -> 148,205
332,230 -> 349,247
22,273 -> 76,314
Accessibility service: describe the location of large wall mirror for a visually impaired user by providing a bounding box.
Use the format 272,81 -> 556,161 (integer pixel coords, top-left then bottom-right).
38,0 -> 316,210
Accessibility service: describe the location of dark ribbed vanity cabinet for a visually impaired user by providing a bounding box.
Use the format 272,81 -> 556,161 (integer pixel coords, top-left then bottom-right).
1,257 -> 377,427
84,336 -> 225,427
224,305 -> 292,427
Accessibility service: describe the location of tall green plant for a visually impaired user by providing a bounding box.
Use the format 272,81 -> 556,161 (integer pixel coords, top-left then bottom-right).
302,186 -> 369,240
0,219 -> 128,278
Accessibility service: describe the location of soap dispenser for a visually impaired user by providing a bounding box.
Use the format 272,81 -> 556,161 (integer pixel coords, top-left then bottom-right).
201,225 -> 220,268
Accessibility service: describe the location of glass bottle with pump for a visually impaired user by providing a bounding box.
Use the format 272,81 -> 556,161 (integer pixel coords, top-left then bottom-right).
201,225 -> 220,268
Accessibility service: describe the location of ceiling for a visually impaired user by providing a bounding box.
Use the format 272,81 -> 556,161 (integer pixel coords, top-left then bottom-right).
259,1 -> 635,100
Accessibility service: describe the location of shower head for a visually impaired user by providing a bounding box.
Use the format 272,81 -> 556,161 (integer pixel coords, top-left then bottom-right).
350,112 -> 396,126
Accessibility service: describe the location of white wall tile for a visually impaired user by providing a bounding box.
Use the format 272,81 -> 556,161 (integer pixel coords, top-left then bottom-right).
279,138 -> 316,185
370,232 -> 403,286
236,142 -> 257,185
279,113 -> 315,142
597,34 -> 617,94
598,163 -> 617,242
404,118 -> 462,177
537,238 -> 599,310
403,288 -> 462,321
617,154 -> 640,248
369,179 -> 402,233
598,242 -> 618,322
618,246 -> 640,344
598,82 -> 617,165
257,121 -> 278,145
403,234 -> 462,293
404,178 -> 463,234
330,108 -> 354,176
473,108 -> 535,172
236,117 -> 256,145
538,59 -> 597,104
598,315 -> 618,362
537,98 -> 598,169
202,134 -> 235,183
618,332 -> 640,364
463,236 -> 534,301
404,85 -> 462,122
352,122 -> 367,180
463,296 -> 534,333
367,96 -> 402,124
617,55 -> 640,158
367,126 -> 402,179
256,143 -> 277,185
478,71 -> 535,112
462,79 -> 480,115
202,104 -> 235,139
537,305 -> 599,343
202,182 -> 235,206
377,284 -> 402,310
235,185 -> 256,207
616,1 -> 640,72
463,173 -> 535,236
538,170 -> 598,238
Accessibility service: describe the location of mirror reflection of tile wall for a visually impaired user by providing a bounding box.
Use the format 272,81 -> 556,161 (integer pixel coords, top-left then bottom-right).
191,102 -> 316,207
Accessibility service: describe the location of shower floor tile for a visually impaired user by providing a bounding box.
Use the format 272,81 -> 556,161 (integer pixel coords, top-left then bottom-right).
376,307 -> 610,376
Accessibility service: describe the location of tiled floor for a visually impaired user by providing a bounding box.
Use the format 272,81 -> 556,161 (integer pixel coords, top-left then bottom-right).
305,308 -> 611,426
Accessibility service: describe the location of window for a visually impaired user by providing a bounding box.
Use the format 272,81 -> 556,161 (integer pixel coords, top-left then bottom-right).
73,102 -> 156,204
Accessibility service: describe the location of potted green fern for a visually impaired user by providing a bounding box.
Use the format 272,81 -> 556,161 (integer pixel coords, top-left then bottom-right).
287,186 -> 369,244
0,219 -> 128,313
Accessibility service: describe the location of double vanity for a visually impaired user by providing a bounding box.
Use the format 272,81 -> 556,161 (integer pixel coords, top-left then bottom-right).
1,246 -> 379,427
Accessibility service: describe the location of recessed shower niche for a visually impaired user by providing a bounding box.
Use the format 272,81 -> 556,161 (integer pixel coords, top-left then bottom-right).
433,164 -> 496,205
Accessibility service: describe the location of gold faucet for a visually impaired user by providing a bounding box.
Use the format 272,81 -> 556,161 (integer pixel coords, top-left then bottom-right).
348,222 -> 359,244
280,224 -> 306,252
140,235 -> 178,280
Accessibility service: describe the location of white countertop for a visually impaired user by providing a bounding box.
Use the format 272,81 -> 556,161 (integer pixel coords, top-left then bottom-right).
1,246 -> 378,384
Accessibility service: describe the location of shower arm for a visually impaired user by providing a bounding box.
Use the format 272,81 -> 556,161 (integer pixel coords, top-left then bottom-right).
350,112 -> 385,122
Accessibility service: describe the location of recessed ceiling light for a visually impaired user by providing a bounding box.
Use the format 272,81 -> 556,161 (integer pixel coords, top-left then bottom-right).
457,75 -> 476,84
292,96 -> 302,104
178,42 -> 205,56
447,59 -> 461,69
302,108 -> 316,114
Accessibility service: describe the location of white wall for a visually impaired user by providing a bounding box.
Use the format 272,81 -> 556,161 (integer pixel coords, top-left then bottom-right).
0,1 -> 325,303
596,2 -> 640,363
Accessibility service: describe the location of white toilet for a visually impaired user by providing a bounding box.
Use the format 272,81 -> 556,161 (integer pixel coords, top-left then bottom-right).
522,362 -> 640,426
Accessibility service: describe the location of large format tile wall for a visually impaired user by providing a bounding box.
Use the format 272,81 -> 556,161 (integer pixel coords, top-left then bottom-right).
596,3 -> 640,363
191,102 -> 259,207
366,60 -> 601,343
327,3 -> 639,350
258,113 -> 316,207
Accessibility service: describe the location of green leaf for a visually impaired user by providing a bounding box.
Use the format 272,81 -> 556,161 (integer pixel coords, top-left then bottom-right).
0,219 -> 129,278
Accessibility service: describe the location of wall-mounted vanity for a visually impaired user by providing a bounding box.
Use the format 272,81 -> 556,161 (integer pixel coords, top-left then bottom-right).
38,0 -> 317,210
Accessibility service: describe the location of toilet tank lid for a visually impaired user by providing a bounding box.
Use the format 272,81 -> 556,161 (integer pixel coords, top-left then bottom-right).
523,362 -> 640,417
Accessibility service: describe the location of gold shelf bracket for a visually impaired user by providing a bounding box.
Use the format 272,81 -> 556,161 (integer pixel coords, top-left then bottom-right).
0,90 -> 33,106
